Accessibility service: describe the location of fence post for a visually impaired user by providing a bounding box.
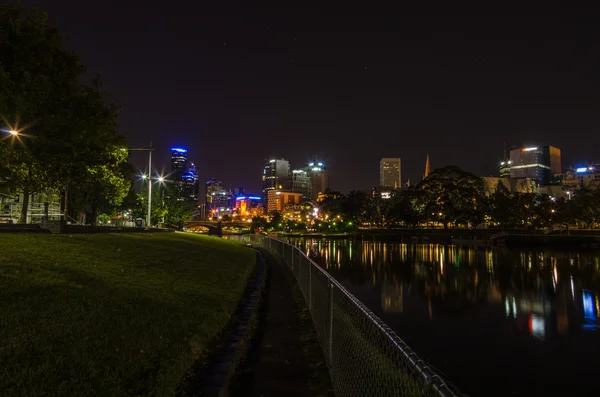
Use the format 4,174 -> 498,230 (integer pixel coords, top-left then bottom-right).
309,264 -> 312,310
328,281 -> 333,364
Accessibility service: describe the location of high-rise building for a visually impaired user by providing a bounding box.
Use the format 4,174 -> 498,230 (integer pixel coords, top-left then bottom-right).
182,162 -> 200,202
170,148 -> 188,182
380,158 -> 401,188
305,161 -> 329,201
509,145 -> 561,186
423,154 -> 431,180
262,159 -> 290,200
290,169 -> 312,199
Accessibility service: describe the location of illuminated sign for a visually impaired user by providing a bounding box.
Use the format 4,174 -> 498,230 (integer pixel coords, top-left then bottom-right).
576,167 -> 587,173
248,196 -> 261,200
171,148 -> 187,153
236,196 -> 246,200
522,147 -> 538,151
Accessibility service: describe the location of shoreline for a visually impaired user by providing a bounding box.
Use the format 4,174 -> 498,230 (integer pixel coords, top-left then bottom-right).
275,229 -> 600,248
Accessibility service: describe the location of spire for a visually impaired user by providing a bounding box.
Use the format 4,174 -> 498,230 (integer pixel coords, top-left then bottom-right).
423,154 -> 430,180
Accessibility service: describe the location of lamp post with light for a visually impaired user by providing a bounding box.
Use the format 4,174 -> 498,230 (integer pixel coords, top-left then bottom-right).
125,143 -> 153,227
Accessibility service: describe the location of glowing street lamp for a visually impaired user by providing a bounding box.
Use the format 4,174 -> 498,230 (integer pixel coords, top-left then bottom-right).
8,130 -> 18,136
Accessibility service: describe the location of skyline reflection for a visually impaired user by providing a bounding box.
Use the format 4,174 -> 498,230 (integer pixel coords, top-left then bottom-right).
289,237 -> 600,396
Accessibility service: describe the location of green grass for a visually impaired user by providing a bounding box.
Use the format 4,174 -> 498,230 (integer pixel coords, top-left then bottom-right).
0,232 -> 256,397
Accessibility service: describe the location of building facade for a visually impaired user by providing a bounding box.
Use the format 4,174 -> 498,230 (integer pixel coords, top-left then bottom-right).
380,158 -> 402,188
182,162 -> 200,202
267,190 -> 303,214
290,169 -> 312,199
170,148 -> 188,182
262,159 -> 291,201
509,145 -> 561,186
559,165 -> 600,188
305,161 -> 329,201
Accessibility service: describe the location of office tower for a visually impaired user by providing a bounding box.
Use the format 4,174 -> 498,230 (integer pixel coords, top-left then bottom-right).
423,154 -> 430,180
509,145 -> 561,186
290,169 -> 312,199
262,158 -> 291,199
380,158 -> 402,188
182,162 -> 199,202
170,148 -> 188,182
306,161 -> 329,201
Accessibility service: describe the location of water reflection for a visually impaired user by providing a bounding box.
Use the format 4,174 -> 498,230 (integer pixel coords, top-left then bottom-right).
289,237 -> 600,396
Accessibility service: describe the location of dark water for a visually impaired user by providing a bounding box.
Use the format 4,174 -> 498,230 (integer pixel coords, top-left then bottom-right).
287,237 -> 600,397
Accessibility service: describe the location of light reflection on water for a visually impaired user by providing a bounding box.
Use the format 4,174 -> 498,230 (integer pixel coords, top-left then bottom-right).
289,237 -> 600,397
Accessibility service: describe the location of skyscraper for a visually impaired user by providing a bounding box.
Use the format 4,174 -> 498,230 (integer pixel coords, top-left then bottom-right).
509,145 -> 561,185
170,148 -> 187,182
182,162 -> 200,202
290,169 -> 312,199
379,158 -> 401,188
305,161 -> 328,201
262,158 -> 291,200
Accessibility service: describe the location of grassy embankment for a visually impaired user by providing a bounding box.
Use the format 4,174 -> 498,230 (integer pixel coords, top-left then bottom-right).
0,232 -> 255,396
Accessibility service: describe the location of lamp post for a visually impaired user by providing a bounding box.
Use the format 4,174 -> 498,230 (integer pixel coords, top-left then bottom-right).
126,143 -> 153,227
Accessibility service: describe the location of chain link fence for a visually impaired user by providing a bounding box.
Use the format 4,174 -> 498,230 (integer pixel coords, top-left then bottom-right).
235,234 -> 464,397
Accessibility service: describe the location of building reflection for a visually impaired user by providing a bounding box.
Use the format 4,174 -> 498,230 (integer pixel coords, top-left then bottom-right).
291,237 -> 600,341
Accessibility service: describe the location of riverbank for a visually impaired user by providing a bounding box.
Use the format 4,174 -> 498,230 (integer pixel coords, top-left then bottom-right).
277,229 -> 600,248
0,233 -> 256,396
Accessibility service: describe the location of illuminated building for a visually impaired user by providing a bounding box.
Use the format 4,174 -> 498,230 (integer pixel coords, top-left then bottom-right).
290,169 -> 311,199
170,148 -> 188,182
305,161 -> 329,201
559,164 -> 600,188
262,159 -> 290,201
235,195 -> 262,217
509,145 -> 561,186
205,178 -> 233,217
267,190 -> 303,214
379,158 -> 401,188
182,162 -> 200,202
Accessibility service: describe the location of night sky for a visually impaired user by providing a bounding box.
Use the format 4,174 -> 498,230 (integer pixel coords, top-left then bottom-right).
10,1 -> 600,193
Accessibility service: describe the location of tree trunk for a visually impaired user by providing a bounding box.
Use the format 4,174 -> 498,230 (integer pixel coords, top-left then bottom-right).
19,185 -> 30,224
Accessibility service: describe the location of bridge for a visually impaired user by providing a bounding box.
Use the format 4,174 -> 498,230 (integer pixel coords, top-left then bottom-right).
184,220 -> 252,235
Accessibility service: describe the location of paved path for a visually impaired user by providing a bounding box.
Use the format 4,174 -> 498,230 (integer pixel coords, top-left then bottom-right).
230,247 -> 332,396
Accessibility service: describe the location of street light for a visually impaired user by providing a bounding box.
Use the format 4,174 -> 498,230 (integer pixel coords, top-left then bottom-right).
8,130 -> 18,135
125,143 -> 153,227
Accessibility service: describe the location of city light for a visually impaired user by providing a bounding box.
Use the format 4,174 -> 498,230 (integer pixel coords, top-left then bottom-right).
141,174 -> 148,180
576,167 -> 587,173
158,176 -> 164,182
523,147 -> 538,151
171,148 -> 187,153
8,130 -> 18,135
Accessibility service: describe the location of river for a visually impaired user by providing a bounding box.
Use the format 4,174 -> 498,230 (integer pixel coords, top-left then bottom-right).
286,237 -> 600,397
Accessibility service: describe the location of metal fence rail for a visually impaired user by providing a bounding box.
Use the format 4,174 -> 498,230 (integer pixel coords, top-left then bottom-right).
236,234 -> 463,397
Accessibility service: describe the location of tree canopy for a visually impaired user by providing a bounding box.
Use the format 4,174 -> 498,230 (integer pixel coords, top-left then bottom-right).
0,5 -> 130,223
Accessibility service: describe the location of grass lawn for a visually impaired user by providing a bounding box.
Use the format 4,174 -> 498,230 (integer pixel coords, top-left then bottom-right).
0,232 -> 256,397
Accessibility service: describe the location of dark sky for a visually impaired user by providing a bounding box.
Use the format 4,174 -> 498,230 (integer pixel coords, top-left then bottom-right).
10,1 -> 600,193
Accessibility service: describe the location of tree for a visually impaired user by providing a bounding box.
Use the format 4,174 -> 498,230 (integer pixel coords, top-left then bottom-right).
268,211 -> 283,230
488,181 -> 512,228
416,166 -> 486,228
0,5 -> 126,223
250,216 -> 267,233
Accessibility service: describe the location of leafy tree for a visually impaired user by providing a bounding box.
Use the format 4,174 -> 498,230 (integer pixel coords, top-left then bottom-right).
268,211 -> 283,230
341,190 -> 368,224
221,214 -> 232,222
416,166 -> 486,228
250,216 -> 267,232
0,5 -> 126,223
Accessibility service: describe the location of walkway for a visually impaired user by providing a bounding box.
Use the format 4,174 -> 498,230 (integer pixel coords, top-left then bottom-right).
230,248 -> 333,396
